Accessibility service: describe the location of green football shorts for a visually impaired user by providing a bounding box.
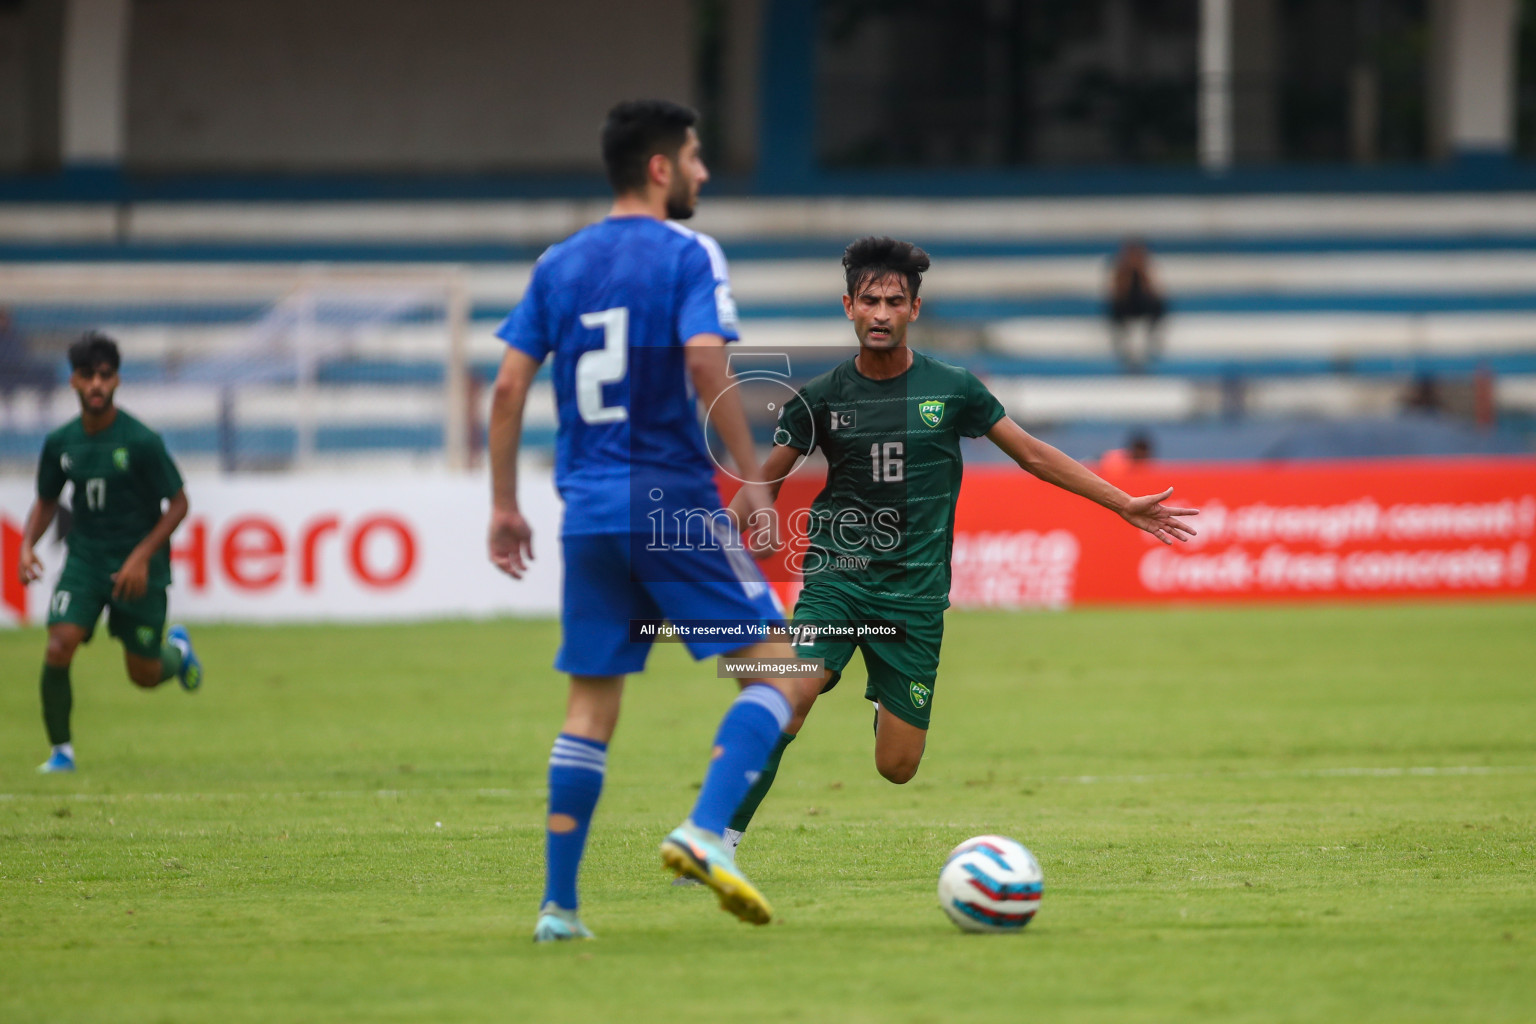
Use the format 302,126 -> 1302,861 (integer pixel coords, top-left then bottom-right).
790,582 -> 945,730
47,554 -> 168,659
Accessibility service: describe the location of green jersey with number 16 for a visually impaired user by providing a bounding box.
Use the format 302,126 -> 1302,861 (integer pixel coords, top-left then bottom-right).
775,352 -> 1006,606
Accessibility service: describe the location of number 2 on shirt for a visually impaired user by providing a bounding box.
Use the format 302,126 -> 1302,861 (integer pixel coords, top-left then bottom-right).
577,307 -> 629,425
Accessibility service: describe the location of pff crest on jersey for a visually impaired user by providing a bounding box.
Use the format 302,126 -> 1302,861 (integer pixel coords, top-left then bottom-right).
919,400 -> 946,427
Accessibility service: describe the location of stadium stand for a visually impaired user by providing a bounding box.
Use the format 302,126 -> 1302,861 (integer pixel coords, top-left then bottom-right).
2,193 -> 1534,469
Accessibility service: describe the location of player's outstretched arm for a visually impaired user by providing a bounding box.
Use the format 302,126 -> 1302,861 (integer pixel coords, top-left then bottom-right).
684,336 -> 781,551
17,497 -> 58,584
487,347 -> 542,578
985,417 -> 1198,546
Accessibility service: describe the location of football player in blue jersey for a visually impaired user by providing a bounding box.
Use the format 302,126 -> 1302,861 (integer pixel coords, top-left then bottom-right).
488,99 -> 821,942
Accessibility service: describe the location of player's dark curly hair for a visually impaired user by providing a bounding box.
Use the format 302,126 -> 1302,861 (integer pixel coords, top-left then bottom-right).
842,236 -> 931,299
601,100 -> 698,195
67,331 -> 120,373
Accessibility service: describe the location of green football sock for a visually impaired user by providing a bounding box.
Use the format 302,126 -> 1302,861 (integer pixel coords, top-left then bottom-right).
40,664 -> 72,746
728,731 -> 796,833
157,642 -> 183,683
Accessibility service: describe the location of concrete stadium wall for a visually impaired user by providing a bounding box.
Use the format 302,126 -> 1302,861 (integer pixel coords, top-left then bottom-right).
0,1 -> 57,171
124,0 -> 693,171
0,9 -> 27,168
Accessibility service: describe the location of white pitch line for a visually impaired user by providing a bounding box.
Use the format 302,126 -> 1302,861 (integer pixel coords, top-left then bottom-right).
2,765 -> 1533,803
0,787 -> 522,803
1060,765 -> 1536,785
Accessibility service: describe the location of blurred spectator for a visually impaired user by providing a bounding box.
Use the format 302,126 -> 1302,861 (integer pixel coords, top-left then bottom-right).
0,308 -> 59,427
1107,239 -> 1167,371
1402,373 -> 1443,414
1220,371 -> 1247,421
1098,429 -> 1155,474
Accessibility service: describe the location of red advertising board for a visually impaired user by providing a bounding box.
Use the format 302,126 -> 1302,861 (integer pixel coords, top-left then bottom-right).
757,457 -> 1536,608
5,460 -> 1531,626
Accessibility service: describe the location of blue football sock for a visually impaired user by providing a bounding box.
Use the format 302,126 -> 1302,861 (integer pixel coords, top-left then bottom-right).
690,684 -> 793,835
543,733 -> 607,912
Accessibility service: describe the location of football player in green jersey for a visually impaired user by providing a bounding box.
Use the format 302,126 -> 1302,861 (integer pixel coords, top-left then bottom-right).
721,236 -> 1197,850
16,333 -> 203,774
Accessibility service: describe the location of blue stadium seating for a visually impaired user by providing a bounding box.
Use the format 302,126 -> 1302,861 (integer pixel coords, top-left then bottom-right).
2,194 -> 1534,465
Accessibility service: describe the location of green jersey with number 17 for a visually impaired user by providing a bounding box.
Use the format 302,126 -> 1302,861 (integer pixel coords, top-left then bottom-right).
775,351 -> 1006,606
36,410 -> 184,586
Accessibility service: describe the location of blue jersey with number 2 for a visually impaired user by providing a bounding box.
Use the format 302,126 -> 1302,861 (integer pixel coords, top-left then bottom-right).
496,216 -> 740,535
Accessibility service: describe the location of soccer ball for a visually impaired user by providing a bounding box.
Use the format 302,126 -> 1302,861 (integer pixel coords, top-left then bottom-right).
937,835 -> 1044,933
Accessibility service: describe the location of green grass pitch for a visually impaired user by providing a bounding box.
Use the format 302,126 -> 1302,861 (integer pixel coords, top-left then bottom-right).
3,602 -> 1534,1023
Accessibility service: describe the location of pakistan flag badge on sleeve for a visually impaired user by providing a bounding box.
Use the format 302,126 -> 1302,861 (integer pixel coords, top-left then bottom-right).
909,680 -> 932,708
919,400 -> 945,427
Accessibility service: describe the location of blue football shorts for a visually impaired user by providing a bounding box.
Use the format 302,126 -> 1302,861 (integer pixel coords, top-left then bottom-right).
556,532 -> 786,677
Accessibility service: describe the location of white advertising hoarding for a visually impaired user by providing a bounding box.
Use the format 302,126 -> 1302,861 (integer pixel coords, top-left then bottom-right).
0,470 -> 563,626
